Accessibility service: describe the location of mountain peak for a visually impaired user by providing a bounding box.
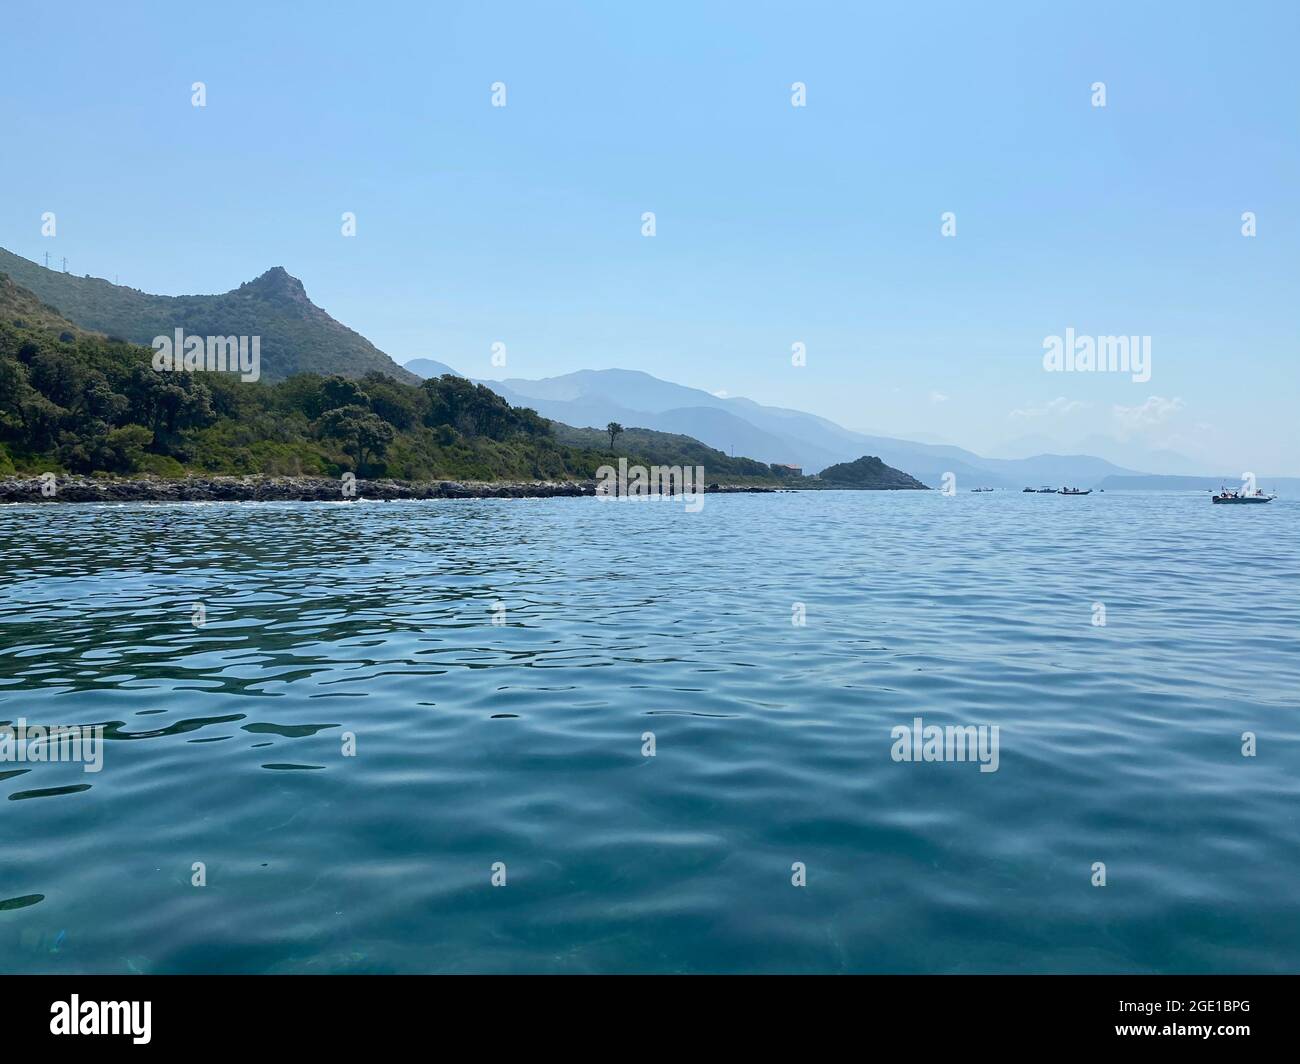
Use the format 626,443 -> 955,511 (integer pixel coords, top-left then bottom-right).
0,247 -> 417,383
243,266 -> 309,302
403,357 -> 463,379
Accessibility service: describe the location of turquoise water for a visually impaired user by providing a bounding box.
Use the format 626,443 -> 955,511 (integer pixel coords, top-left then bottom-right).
1,490 -> 1298,973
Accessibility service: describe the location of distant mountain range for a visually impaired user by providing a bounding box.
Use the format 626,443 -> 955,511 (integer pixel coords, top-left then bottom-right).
1097,474 -> 1300,494
400,363 -> 1148,489
0,248 -> 417,384
995,432 -> 1207,476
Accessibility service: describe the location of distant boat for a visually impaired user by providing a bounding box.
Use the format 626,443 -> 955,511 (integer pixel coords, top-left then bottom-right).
1212,488 -> 1275,504
1058,488 -> 1092,495
1034,486 -> 1056,493
971,487 -> 994,492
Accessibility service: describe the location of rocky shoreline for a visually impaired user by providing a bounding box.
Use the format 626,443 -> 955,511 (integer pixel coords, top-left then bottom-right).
0,475 -> 782,504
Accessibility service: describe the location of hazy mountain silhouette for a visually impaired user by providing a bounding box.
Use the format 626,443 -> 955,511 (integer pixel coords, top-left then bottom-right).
402,357 -> 460,379
474,367 -> 1146,487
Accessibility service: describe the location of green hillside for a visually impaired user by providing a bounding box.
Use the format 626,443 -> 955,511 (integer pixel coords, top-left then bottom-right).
551,423 -> 778,481
0,272 -> 100,337
0,248 -> 417,384
0,274 -> 785,484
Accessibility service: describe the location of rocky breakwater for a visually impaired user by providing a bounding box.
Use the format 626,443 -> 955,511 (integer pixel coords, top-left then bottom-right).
0,476 -> 782,504
0,475 -> 595,504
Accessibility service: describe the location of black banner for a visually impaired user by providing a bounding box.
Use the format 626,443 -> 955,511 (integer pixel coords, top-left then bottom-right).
1,974 -> 1285,1051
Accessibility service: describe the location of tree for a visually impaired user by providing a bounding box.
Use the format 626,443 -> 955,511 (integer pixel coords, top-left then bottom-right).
421,374 -> 551,441
29,347 -> 87,408
317,404 -> 395,473
57,417 -> 155,475
606,421 -> 624,451
322,375 -> 369,411
124,366 -> 215,436
361,371 -> 420,429
514,406 -> 550,437
16,391 -> 66,452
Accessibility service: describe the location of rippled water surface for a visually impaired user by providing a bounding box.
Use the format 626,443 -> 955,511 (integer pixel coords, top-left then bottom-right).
2,491 -> 1298,973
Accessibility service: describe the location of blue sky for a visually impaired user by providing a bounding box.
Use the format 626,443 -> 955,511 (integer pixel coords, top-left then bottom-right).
2,0 -> 1297,472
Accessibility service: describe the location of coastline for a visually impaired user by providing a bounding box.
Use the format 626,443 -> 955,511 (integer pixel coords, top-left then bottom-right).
0,475 -> 783,505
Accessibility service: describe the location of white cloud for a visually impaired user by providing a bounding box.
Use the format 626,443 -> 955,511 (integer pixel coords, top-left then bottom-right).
1009,397 -> 1088,419
1112,395 -> 1184,434
711,389 -> 730,398
929,391 -> 949,404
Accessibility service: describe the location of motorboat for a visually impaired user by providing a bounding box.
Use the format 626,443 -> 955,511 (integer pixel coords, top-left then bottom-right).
1212,488 -> 1275,504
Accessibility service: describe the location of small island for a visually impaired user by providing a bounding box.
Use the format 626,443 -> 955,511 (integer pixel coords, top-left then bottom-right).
814,455 -> 929,490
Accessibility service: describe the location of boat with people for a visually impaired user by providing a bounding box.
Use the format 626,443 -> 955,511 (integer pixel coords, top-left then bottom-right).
1212,487 -> 1276,504
1023,485 -> 1092,494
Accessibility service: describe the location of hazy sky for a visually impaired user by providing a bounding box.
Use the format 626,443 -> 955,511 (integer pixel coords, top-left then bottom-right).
3,1 -> 1297,471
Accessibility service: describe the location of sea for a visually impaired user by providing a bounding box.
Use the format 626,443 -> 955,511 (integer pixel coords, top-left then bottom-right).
1,489 -> 1297,973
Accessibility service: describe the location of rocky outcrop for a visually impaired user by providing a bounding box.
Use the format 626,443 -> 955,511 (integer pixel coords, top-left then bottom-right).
814,455 -> 929,490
